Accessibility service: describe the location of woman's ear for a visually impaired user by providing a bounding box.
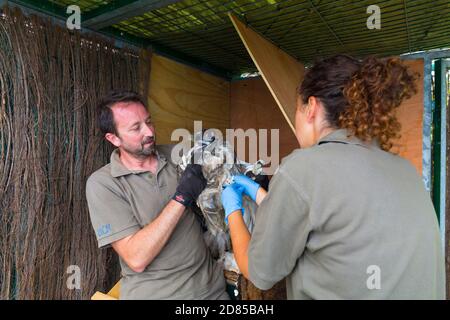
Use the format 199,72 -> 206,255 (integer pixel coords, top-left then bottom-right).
306,96 -> 320,123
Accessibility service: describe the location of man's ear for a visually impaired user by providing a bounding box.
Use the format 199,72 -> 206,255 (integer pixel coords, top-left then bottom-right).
105,132 -> 121,148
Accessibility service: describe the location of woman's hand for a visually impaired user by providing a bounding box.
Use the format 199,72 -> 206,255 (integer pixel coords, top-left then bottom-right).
233,174 -> 268,205
233,175 -> 261,202
221,184 -> 244,224
222,183 -> 251,279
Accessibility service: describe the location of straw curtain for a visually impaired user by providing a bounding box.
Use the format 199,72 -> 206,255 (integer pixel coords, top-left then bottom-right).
0,7 -> 150,299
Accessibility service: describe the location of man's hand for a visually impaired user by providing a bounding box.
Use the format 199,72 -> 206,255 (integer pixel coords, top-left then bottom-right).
172,164 -> 207,207
253,173 -> 269,191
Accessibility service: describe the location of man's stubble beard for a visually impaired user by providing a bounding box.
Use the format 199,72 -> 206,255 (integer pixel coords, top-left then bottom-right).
123,136 -> 156,159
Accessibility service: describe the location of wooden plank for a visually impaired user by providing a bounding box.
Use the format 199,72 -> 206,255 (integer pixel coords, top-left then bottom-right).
229,60 -> 423,174
91,292 -> 117,300
392,59 -> 424,174
230,77 -> 298,165
90,280 -> 120,300
107,280 -> 121,299
148,54 -> 230,145
239,276 -> 286,300
229,13 -> 304,134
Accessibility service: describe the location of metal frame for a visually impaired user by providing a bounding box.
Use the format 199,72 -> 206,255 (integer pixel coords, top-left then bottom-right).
433,58 -> 449,252
401,50 -> 450,249
82,0 -> 183,30
401,50 -> 450,192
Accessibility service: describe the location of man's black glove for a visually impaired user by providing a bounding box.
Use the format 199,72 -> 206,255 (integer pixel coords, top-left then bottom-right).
172,164 -> 207,207
253,173 -> 270,191
245,172 -> 270,191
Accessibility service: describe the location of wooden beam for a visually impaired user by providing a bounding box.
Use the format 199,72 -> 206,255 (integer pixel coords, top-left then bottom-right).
83,0 -> 182,30
229,13 -> 304,134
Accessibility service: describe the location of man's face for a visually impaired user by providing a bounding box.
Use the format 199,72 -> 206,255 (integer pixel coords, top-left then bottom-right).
108,101 -> 156,158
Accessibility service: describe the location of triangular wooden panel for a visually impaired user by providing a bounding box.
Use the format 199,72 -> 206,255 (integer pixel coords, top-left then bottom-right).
229,13 -> 304,134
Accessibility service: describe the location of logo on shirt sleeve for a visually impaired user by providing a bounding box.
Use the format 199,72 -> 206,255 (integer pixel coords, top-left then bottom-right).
96,224 -> 112,238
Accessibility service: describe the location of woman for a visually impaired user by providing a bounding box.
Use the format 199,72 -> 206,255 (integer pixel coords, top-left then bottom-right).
221,54 -> 445,299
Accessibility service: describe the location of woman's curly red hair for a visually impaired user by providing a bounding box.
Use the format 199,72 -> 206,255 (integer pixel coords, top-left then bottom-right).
340,56 -> 418,151
298,55 -> 419,151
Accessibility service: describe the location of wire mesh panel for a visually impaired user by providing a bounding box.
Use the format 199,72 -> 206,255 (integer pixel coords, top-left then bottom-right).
111,0 -> 450,74
9,0 -> 450,76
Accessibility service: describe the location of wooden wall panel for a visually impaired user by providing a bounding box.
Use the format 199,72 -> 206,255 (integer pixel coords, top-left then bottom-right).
230,60 -> 424,175
392,59 -> 424,174
229,14 -> 304,133
148,54 -> 230,144
148,53 -> 423,174
230,77 -> 299,166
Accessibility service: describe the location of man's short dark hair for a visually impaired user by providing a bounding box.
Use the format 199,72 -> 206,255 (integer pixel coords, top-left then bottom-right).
97,90 -> 147,135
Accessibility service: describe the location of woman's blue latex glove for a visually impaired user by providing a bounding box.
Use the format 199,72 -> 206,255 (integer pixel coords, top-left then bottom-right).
233,174 -> 261,202
221,183 -> 244,224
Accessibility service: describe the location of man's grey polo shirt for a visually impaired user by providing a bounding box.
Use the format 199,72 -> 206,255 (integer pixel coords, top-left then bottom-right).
86,145 -> 227,300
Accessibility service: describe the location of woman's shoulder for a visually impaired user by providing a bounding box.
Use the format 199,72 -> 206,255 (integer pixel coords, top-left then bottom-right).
280,146 -> 325,168
274,147 -> 321,180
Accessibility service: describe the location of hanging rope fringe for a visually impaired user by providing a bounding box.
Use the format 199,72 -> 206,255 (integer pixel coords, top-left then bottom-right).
0,7 -> 146,299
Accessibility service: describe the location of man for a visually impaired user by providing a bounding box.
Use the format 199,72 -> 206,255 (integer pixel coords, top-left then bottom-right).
86,90 -> 228,299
